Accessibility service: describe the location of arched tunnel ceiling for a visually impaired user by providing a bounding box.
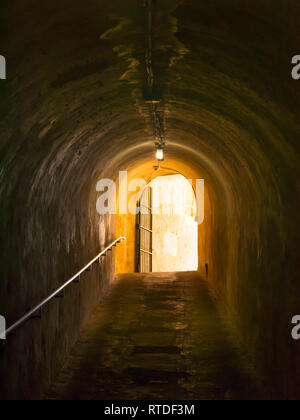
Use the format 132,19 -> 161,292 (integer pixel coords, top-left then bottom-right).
0,0 -> 299,400
0,0 -> 298,267
1,0 -> 299,195
0,0 -> 299,284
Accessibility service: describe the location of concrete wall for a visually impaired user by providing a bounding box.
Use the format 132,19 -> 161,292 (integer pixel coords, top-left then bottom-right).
150,175 -> 198,272
0,146 -> 117,399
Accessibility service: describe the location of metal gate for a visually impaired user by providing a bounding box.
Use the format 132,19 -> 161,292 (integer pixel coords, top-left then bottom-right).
136,186 -> 153,273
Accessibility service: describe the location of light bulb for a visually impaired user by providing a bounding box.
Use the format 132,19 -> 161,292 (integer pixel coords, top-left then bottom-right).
156,148 -> 164,161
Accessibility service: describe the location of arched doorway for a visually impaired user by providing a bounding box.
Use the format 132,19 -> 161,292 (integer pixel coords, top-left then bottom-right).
136,174 -> 198,273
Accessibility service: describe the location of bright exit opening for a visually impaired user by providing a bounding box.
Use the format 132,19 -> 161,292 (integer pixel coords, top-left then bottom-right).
136,174 -> 198,273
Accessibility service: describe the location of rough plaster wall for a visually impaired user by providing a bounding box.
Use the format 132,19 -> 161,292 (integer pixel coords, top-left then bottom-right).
0,0 -> 299,399
0,0 -> 120,400
115,160 -> 213,276
151,175 -> 198,272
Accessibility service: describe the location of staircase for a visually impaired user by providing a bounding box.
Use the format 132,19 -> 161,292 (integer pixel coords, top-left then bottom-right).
46,272 -> 261,400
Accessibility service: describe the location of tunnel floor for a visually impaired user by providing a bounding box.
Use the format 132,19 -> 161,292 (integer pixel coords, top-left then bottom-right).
45,272 -> 262,400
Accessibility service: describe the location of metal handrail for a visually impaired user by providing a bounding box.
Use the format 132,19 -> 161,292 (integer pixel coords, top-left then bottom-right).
5,236 -> 126,337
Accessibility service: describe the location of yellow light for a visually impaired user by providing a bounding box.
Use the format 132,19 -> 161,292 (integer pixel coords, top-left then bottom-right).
156,148 -> 164,161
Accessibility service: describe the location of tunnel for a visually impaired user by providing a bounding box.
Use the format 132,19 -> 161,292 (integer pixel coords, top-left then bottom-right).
0,0 -> 299,400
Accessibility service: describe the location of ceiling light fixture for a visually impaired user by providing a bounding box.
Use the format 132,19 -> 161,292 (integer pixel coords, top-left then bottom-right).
156,146 -> 164,161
